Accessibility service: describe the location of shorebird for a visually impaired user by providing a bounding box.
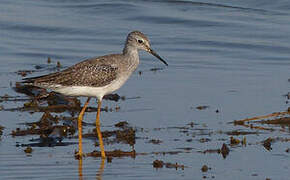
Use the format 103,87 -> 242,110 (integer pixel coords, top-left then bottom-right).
23,31 -> 168,159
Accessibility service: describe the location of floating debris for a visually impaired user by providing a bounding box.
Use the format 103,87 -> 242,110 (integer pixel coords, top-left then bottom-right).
263,138 -> 273,151
16,70 -> 34,77
230,136 -> 240,145
195,105 -> 209,110
114,121 -> 129,128
148,139 -> 163,144
226,130 -> 259,136
14,83 -> 48,97
284,92 -> 290,99
24,146 -> 33,154
23,100 -> 38,108
233,111 -> 290,125
84,126 -> 136,146
220,143 -> 230,159
260,117 -> 290,125
165,162 -> 185,170
241,137 -> 247,146
107,156 -> 113,163
150,67 -> 163,72
115,105 -> 120,111
201,149 -> 220,154
34,65 -> 43,70
153,159 -> 163,168
103,93 -> 121,102
0,94 -> 12,102
74,150 -> 83,160
187,122 -> 197,127
152,151 -> 183,155
199,138 -> 211,143
86,149 -> 138,158
152,159 -> 185,170
11,111 -> 75,144
0,125 -> 4,137
56,61 -> 61,68
201,165 -> 210,172
47,57 -> 51,64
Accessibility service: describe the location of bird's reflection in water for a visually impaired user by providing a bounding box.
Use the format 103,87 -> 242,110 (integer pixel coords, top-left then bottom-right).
78,158 -> 105,180
78,158 -> 83,180
96,159 -> 105,180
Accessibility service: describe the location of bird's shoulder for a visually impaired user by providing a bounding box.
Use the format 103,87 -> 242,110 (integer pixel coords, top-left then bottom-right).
23,54 -> 122,87
71,54 -> 122,70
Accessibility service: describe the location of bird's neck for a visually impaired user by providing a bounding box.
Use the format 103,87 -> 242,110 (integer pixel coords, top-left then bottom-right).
122,45 -> 140,72
123,44 -> 138,55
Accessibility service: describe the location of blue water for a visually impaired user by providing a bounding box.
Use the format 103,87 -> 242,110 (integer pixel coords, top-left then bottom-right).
0,0 -> 290,179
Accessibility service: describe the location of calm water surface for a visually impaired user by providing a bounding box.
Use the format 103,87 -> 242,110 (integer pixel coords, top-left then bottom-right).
0,0 -> 290,179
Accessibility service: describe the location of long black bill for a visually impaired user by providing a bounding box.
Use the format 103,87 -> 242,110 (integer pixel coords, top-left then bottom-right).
149,48 -> 168,66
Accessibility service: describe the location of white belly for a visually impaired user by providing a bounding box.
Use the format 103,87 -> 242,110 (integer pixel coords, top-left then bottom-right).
53,75 -> 130,100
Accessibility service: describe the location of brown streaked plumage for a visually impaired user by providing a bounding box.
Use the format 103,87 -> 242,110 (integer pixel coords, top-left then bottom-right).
24,57 -> 118,88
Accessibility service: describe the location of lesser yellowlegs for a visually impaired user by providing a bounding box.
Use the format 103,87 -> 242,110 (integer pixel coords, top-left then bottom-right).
23,31 -> 168,158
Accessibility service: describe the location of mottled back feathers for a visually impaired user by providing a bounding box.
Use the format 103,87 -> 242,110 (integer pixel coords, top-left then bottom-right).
23,58 -> 118,88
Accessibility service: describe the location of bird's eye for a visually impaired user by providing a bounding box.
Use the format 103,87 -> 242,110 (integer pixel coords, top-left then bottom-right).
138,39 -> 143,43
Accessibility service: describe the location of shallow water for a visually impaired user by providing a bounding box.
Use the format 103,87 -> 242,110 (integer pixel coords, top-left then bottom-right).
0,0 -> 290,179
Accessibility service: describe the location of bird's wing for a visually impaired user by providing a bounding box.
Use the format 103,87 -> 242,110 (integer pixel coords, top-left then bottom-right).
23,59 -> 118,88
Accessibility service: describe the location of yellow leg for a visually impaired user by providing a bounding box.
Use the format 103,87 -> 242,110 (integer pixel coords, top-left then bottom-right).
96,100 -> 106,158
77,97 -> 91,158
